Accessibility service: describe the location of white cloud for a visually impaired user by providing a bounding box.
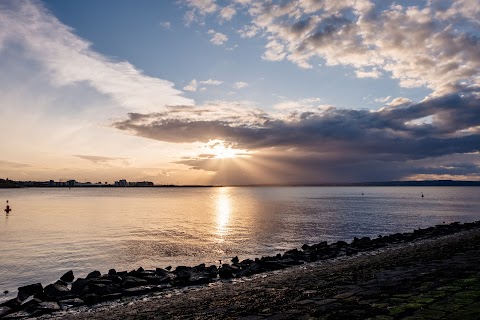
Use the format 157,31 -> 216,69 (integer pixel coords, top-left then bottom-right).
183,79 -> 198,92
220,6 -> 236,21
184,0 -> 217,15
200,79 -> 223,85
208,29 -> 228,46
375,96 -> 391,103
184,78 -> 223,92
387,97 -> 413,107
238,25 -> 260,38
355,68 -> 381,79
0,1 -> 192,113
240,1 -> 480,96
159,21 -> 171,29
233,81 -> 248,89
183,10 -> 196,26
263,39 -> 286,61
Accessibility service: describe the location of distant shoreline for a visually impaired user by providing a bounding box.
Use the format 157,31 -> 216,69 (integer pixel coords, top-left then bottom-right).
2,180 -> 480,188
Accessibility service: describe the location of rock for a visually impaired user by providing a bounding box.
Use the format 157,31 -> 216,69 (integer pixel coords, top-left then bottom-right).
173,266 -> 192,274
36,301 -> 60,312
237,262 -> 261,277
99,293 -> 123,302
58,298 -> 84,309
206,265 -> 218,278
0,298 -> 21,309
107,275 -> 123,285
86,283 -> 121,296
301,244 -> 311,250
283,248 -> 307,261
2,310 -> 32,319
311,241 -> 328,250
143,275 -> 171,285
188,273 -> 211,285
17,283 -> 43,302
86,270 -> 101,279
60,270 -> 74,282
82,293 -> 99,305
122,286 -> 156,296
218,265 -> 234,279
122,276 -> 148,288
231,256 -> 239,264
108,269 -> 117,275
155,268 -> 169,276
71,278 -> 89,295
333,240 -> 348,247
137,267 -> 144,273
0,306 -> 12,317
44,283 -> 70,300
33,290 -> 47,301
165,266 -> 172,271
346,247 -> 360,256
54,280 -> 68,286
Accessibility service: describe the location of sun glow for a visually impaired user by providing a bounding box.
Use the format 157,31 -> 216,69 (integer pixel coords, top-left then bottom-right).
207,140 -> 249,159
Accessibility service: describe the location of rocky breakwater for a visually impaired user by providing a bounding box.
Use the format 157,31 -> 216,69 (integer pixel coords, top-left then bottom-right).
1,221 -> 479,319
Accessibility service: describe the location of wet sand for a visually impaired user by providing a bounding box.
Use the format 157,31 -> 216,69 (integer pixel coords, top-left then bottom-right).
34,227 -> 480,320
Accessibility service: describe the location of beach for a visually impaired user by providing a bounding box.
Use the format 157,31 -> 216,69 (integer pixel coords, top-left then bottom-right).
11,223 -> 477,319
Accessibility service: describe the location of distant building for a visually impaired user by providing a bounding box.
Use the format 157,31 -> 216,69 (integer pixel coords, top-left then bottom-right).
114,179 -> 128,187
67,180 -> 77,187
136,181 -> 154,186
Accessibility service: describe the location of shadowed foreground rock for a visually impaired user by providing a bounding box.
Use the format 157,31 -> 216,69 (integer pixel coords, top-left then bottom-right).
2,221 -> 480,319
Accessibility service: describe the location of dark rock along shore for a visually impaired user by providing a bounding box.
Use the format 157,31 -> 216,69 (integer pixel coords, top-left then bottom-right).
1,221 -> 480,319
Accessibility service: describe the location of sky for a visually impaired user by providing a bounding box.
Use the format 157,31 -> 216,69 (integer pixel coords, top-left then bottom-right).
0,0 -> 479,185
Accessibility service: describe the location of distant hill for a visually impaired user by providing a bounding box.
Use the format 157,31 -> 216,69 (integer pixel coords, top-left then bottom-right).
233,180 -> 480,187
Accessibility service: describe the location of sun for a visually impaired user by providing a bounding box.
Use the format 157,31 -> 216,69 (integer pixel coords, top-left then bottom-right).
205,140 -> 249,159
211,144 -> 241,159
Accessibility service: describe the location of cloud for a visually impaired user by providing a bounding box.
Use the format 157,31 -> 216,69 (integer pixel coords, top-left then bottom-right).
233,81 -> 248,89
183,78 -> 223,92
208,29 -> 228,45
200,79 -> 223,85
183,79 -> 198,92
113,88 -> 480,182
355,68 -> 381,79
239,0 -> 480,95
0,160 -> 31,168
73,155 -> 130,166
0,1 -> 193,113
184,0 -> 217,15
375,96 -> 391,103
220,6 -> 236,21
159,21 -> 171,29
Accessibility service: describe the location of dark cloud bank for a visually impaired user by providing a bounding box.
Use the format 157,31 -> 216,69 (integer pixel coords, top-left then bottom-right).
113,89 -> 480,183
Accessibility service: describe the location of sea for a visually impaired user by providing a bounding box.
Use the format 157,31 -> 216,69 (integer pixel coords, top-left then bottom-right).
1,186 -> 479,301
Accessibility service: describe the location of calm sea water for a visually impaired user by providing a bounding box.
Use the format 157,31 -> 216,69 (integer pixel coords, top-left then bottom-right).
1,186 -> 479,301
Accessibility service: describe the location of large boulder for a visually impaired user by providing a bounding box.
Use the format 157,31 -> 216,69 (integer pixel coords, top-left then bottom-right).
17,283 -> 43,302
44,283 -> 71,300
85,283 -> 121,296
82,293 -> 99,305
60,270 -> 74,282
122,276 -> 148,288
86,270 -> 101,279
218,265 -> 234,279
71,278 -> 89,295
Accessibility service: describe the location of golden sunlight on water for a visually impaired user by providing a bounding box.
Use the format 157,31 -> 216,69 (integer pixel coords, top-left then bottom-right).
215,187 -> 231,241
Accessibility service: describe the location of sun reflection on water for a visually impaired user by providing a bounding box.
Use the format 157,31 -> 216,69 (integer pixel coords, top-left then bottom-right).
215,187 -> 231,241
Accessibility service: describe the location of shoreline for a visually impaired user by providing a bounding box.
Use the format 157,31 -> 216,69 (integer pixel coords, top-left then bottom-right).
1,221 -> 480,319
